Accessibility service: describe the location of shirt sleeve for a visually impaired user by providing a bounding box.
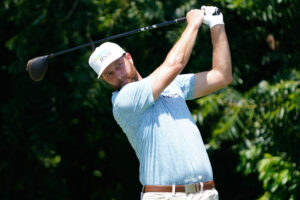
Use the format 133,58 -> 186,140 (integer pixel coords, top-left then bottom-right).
174,74 -> 195,100
112,77 -> 154,119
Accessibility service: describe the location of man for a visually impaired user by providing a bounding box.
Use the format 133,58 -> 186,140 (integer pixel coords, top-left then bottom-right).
89,6 -> 232,200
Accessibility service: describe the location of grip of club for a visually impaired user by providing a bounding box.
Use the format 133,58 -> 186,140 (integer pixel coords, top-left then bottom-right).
176,8 -> 221,24
214,8 -> 221,15
175,8 -> 220,24
177,8 -> 221,21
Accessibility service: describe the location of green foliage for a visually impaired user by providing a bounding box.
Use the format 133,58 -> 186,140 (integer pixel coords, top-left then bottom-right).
1,0 -> 300,199
257,153 -> 299,200
194,71 -> 300,199
192,2 -> 300,197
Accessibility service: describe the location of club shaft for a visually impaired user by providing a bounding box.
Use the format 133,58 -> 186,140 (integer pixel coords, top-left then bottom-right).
49,17 -> 186,58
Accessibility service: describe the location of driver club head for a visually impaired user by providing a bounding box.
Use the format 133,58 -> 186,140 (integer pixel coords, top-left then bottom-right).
26,55 -> 49,82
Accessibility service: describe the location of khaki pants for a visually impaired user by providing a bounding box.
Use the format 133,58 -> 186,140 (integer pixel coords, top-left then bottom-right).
142,188 -> 219,200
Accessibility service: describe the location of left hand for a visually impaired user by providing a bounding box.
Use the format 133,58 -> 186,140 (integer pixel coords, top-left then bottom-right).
201,6 -> 224,28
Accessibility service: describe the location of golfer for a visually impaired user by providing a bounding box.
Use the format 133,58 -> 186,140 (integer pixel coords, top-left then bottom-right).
89,6 -> 232,200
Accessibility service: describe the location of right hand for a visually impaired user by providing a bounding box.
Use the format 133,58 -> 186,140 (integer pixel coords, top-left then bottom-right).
186,9 -> 205,29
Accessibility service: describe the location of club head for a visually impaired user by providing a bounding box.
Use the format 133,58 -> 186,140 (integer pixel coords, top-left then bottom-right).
26,55 -> 49,81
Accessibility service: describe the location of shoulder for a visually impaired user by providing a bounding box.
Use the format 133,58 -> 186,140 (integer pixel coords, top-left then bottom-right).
174,74 -> 195,85
112,78 -> 150,104
173,74 -> 195,100
112,77 -> 154,114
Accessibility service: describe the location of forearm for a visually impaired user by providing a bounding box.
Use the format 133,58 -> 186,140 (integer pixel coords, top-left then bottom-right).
149,9 -> 204,100
164,23 -> 199,70
211,25 -> 232,83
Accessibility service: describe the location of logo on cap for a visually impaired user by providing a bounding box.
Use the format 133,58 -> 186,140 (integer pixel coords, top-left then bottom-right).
94,49 -> 113,63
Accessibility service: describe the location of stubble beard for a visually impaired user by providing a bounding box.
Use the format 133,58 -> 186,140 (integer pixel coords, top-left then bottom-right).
116,62 -> 139,90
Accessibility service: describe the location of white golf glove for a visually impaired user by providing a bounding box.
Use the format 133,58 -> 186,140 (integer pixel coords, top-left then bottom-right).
201,6 -> 224,28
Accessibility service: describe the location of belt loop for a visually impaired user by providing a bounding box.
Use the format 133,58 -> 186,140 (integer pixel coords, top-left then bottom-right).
140,186 -> 144,200
172,184 -> 176,196
200,182 -> 203,193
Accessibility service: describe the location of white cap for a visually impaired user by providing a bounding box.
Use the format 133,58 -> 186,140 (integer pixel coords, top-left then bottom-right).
88,42 -> 126,78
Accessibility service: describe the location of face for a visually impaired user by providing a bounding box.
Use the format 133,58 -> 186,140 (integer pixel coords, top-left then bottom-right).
101,53 -> 139,90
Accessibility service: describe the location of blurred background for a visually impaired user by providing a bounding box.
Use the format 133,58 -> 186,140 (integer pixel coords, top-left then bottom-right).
1,0 -> 299,199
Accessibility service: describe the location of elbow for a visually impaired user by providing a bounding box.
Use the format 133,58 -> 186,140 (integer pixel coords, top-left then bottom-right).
173,61 -> 185,74
216,69 -> 232,87
225,65 -> 233,85
221,63 -> 232,86
224,74 -> 233,85
164,57 -> 185,74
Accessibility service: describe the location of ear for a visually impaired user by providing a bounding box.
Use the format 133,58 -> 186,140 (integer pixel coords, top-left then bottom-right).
125,52 -> 134,64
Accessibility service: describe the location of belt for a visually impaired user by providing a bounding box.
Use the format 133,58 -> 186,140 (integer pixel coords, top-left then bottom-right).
144,180 -> 215,193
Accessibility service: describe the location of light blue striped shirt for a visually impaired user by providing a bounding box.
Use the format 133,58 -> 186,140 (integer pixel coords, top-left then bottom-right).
112,74 -> 213,185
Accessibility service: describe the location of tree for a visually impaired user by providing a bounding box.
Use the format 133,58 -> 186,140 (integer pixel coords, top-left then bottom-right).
192,0 -> 300,199
1,0 -> 299,199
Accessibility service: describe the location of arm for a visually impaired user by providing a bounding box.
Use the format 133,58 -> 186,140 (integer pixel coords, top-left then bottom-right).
149,9 -> 205,100
193,17 -> 232,98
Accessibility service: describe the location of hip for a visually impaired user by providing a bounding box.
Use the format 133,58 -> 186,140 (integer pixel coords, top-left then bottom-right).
142,180 -> 218,200
142,188 -> 218,200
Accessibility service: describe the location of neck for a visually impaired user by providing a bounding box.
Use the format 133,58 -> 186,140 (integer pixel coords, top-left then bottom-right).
136,72 -> 142,81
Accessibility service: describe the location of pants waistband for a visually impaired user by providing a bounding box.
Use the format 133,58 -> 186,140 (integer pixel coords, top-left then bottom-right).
143,180 -> 215,193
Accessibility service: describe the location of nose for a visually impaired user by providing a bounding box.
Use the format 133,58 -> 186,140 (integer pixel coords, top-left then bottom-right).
115,69 -> 123,80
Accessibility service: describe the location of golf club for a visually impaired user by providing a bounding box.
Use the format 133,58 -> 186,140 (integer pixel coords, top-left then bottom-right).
26,9 -> 220,81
